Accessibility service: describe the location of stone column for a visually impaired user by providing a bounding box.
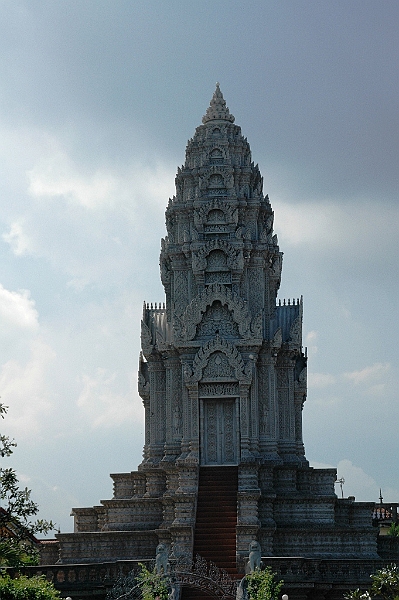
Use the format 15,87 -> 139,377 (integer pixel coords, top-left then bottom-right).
239,383 -> 251,458
237,463 -> 260,571
164,353 -> 182,460
147,357 -> 166,462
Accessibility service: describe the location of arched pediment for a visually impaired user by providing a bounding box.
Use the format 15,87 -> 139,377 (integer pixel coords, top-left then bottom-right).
174,284 -> 251,342
188,335 -> 252,384
192,239 -> 243,273
199,166 -> 234,191
194,199 -> 238,228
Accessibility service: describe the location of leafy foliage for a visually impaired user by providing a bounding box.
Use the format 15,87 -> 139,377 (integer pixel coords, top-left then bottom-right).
344,564 -> 399,600
387,523 -> 399,537
370,564 -> 399,600
246,566 -> 284,600
0,403 -> 55,567
0,573 -> 60,600
344,589 -> 371,600
136,563 -> 170,600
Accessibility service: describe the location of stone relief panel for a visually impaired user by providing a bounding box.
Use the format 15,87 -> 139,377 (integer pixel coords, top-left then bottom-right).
174,284 -> 251,342
194,198 -> 238,228
192,240 -> 243,274
195,301 -> 240,340
189,334 -> 252,385
199,166 -> 234,192
203,351 -> 235,380
206,249 -> 228,271
141,320 -> 153,359
208,147 -> 225,165
278,389 -> 290,440
205,271 -> 231,285
207,208 -> 226,222
173,270 -> 189,315
155,370 -> 166,443
247,268 -> 264,317
258,364 -> 268,436
198,382 -> 239,397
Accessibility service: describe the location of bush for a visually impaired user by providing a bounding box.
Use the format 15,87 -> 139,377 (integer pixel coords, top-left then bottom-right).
136,563 -> 169,600
344,564 -> 399,600
0,574 -> 60,600
246,566 -> 284,600
370,564 -> 399,600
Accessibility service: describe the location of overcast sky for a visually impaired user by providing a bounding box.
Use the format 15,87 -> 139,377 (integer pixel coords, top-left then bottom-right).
0,0 -> 398,533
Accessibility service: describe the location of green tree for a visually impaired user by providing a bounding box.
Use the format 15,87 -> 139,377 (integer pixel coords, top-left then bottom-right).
0,403 -> 55,567
0,573 -> 60,600
246,566 -> 284,600
136,563 -> 170,600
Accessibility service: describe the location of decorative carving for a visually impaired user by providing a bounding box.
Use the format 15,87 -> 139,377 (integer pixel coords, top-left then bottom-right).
203,352 -> 235,379
141,320 -> 153,358
289,316 -> 302,347
188,334 -> 252,385
196,301 -> 240,340
194,198 -> 238,228
199,166 -> 234,192
271,327 -> 282,350
250,312 -> 263,338
138,352 -> 150,399
173,270 -> 189,315
155,543 -> 169,574
247,540 -> 262,572
192,240 -> 243,274
160,252 -> 171,285
247,268 -> 263,316
199,382 -> 239,397
174,284 -> 251,342
298,366 -> 307,386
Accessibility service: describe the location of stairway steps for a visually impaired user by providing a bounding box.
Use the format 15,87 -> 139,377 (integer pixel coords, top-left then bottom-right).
181,467 -> 241,600
191,466 -> 239,578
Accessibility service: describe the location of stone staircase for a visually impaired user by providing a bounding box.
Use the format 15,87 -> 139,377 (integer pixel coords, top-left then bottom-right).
181,466 -> 239,600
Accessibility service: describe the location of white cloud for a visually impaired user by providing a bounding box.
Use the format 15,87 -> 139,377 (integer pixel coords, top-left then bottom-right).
26,137 -> 174,214
344,362 -> 390,386
305,330 -> 318,356
0,338 -> 56,439
275,200 -> 342,247
28,147 -> 120,210
76,368 -> 142,429
308,372 -> 336,388
0,284 -> 39,331
2,220 -> 34,256
274,197 -> 399,259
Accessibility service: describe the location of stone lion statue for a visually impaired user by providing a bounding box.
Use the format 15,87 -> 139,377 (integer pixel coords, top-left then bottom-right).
155,543 -> 169,574
247,540 -> 262,573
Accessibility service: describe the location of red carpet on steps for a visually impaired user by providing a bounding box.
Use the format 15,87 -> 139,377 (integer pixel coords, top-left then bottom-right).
180,466 -> 239,600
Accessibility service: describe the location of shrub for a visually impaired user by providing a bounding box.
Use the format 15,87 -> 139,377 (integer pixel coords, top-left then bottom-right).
0,574 -> 60,600
370,564 -> 399,600
246,566 -> 284,600
136,563 -> 169,600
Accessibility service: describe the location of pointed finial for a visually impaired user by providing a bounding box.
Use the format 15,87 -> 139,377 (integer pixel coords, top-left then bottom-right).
202,84 -> 235,124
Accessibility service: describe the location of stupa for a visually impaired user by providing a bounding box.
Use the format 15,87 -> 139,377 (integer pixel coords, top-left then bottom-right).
55,85 -> 379,582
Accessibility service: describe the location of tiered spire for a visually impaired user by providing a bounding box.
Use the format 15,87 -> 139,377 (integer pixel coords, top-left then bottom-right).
202,82 -> 235,124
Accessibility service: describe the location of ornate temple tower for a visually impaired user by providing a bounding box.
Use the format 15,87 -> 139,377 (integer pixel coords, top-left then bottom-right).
57,86 -> 377,573
140,83 -> 306,469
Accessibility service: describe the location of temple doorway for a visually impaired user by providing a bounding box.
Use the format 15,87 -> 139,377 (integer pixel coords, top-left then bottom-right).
201,398 -> 238,465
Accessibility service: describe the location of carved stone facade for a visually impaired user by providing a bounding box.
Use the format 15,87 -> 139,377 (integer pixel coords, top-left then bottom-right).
55,85 -> 380,577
